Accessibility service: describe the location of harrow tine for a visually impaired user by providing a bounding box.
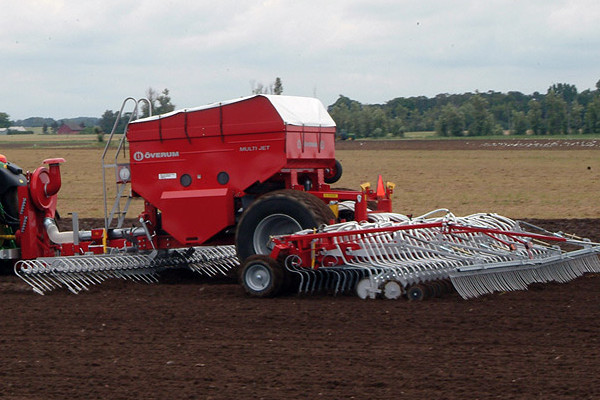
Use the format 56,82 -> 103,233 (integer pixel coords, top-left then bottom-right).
315,269 -> 326,292
304,270 -> 316,294
449,250 -> 600,299
285,264 -> 305,294
15,261 -> 52,294
15,244 -> 239,295
338,268 -> 353,293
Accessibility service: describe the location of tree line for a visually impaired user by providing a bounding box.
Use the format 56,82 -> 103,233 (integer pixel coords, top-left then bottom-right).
5,79 -> 600,139
328,80 -> 600,138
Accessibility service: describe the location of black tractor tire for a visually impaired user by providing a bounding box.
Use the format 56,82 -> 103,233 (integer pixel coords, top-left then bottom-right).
324,159 -> 343,184
0,260 -> 16,275
235,189 -> 335,262
239,255 -> 285,297
0,188 -> 19,226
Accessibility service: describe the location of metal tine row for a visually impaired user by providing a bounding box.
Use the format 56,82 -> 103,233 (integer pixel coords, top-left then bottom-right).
318,215 -> 512,295
293,211 -> 598,299
15,245 -> 240,295
184,245 -> 239,276
278,222 -> 376,294
450,252 -> 600,299
285,263 -> 373,295
15,253 -> 156,295
353,230 -> 452,285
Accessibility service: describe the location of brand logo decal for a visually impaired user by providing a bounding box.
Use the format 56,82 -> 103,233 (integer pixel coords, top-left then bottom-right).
297,140 -> 325,150
133,151 -> 180,161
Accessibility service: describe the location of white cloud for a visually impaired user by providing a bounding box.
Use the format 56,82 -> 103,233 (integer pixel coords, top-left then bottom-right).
1,0 -> 600,120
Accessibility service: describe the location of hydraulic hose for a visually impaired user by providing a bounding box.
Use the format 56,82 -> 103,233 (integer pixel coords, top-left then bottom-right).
43,217 -> 147,245
43,218 -> 76,244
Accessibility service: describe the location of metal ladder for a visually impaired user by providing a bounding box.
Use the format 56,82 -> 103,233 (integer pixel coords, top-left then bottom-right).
101,97 -> 152,230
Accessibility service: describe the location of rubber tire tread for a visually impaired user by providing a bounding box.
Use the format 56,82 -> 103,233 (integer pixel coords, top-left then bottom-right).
239,255 -> 284,297
324,159 -> 343,184
235,189 -> 335,262
0,188 -> 19,226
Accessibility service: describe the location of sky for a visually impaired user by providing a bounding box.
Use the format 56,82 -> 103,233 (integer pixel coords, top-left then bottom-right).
1,0 -> 600,121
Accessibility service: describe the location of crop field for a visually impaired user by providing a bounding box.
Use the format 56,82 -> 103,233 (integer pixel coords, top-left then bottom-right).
1,138 -> 599,400
2,138 -> 599,219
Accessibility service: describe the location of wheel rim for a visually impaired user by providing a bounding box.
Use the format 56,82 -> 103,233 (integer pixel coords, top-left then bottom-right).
408,286 -> 424,301
252,213 -> 302,255
355,278 -> 373,299
383,281 -> 402,300
244,263 -> 272,291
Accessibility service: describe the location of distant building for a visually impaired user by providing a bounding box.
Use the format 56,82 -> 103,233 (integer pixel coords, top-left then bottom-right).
0,126 -> 27,135
57,123 -> 84,135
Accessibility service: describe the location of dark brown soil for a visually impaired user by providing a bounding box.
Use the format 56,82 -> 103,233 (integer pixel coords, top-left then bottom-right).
2,138 -> 599,399
1,217 -> 599,399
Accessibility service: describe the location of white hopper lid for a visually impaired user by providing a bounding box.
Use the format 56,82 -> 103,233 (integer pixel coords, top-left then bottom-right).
131,94 -> 336,128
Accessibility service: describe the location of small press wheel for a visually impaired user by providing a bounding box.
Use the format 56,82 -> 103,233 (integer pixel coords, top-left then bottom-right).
406,284 -> 427,301
383,280 -> 403,300
239,255 -> 284,297
355,278 -> 375,299
324,159 -> 343,184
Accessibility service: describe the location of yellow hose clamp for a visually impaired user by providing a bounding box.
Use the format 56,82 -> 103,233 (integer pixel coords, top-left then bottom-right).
102,229 -> 108,254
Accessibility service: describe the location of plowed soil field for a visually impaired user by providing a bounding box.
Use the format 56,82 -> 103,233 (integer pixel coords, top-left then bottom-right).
1,139 -> 599,399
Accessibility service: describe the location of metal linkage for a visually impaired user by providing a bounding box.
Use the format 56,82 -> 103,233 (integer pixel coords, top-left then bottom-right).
273,211 -> 600,300
15,245 -> 239,295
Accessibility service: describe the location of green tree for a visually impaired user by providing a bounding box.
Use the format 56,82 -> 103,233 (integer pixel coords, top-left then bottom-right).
251,78 -> 283,95
584,97 -> 600,134
510,111 -> 528,135
545,89 -> 568,134
372,127 -> 384,137
527,100 -> 543,135
436,104 -> 465,136
570,100 -> 584,133
94,126 -> 104,142
549,83 -> 578,104
155,88 -> 175,114
99,110 -> 117,134
98,110 -> 131,135
0,112 -> 10,128
325,80 -> 600,139
142,87 -> 175,116
329,95 -> 364,138
464,95 -> 497,136
273,77 -> 283,95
